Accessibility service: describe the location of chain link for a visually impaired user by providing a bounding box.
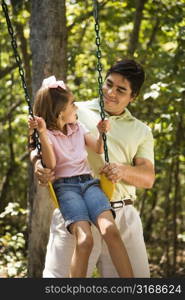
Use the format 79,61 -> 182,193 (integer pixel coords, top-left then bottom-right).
1,0 -> 41,154
93,0 -> 109,163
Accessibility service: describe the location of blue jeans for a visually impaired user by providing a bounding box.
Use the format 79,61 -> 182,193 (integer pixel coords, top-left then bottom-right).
53,174 -> 114,231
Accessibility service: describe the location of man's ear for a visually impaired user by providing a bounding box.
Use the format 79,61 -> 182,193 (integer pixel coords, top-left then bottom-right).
130,94 -> 136,103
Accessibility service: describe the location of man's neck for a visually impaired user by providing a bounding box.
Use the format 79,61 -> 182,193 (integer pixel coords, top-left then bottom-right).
104,109 -> 126,116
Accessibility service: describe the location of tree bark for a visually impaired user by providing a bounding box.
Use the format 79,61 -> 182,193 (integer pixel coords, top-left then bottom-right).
172,111 -> 183,274
127,0 -> 148,56
0,63 -> 17,79
30,0 -> 67,96
28,0 -> 68,277
10,0 -> 32,96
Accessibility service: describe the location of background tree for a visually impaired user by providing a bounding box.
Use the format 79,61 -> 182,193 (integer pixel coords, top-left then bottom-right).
28,0 -> 68,277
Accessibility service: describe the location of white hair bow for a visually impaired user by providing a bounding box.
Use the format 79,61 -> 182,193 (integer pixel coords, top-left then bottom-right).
42,75 -> 66,90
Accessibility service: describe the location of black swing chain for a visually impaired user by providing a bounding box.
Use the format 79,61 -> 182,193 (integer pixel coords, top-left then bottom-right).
93,0 -> 109,164
1,0 -> 42,155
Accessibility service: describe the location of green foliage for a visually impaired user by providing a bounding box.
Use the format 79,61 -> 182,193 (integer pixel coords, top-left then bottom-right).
0,202 -> 27,277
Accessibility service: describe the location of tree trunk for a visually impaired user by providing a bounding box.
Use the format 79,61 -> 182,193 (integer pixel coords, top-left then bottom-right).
127,0 -> 148,56
172,157 -> 179,274
28,0 -> 67,277
164,161 -> 174,277
10,0 -> 32,95
172,112 -> 183,275
30,0 -> 67,96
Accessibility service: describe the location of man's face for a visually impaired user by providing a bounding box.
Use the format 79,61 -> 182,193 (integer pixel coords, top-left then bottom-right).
102,73 -> 134,115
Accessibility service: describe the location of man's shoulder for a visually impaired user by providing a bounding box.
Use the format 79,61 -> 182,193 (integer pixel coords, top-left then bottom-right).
77,120 -> 89,133
129,111 -> 152,133
76,99 -> 100,130
76,98 -> 99,111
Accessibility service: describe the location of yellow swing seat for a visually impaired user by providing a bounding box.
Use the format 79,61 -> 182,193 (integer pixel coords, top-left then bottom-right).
48,181 -> 59,208
100,173 -> 115,200
48,173 -> 115,209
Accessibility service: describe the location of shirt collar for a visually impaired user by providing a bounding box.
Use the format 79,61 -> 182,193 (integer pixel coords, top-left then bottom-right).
49,123 -> 79,137
86,98 -> 135,121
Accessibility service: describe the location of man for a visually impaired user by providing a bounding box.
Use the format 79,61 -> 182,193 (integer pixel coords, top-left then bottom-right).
32,59 -> 155,277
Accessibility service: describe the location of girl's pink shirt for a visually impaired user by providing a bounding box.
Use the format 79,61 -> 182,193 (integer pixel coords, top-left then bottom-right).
47,121 -> 91,179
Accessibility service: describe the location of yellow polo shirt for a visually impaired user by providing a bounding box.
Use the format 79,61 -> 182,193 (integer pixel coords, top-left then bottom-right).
77,99 -> 154,202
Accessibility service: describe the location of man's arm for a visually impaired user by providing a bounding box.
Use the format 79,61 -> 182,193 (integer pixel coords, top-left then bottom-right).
122,157 -> 155,188
100,157 -> 155,188
30,150 -> 55,185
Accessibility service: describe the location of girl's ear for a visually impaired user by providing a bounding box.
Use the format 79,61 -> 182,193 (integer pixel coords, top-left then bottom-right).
58,113 -> 64,121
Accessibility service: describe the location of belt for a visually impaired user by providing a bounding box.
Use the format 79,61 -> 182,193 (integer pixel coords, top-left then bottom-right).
110,199 -> 133,209
55,174 -> 93,184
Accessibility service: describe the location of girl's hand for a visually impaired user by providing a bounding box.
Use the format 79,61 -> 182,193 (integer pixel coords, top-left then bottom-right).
97,119 -> 110,134
28,116 -> 46,133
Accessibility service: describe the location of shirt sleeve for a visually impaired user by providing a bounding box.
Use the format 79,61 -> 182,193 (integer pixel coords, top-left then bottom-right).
135,128 -> 155,165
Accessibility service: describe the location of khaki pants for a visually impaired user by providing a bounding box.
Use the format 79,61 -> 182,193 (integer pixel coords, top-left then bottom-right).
43,205 -> 150,278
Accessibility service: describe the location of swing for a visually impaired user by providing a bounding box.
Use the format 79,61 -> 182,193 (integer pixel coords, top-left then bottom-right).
2,0 -> 115,208
93,0 -> 115,200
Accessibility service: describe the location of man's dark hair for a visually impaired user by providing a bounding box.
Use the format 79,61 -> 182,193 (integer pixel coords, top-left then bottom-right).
105,59 -> 145,97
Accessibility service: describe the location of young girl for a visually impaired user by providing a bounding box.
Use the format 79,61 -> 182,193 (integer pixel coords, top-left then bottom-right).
28,75 -> 133,278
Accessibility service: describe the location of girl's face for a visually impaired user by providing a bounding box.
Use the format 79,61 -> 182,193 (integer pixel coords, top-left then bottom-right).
57,95 -> 78,128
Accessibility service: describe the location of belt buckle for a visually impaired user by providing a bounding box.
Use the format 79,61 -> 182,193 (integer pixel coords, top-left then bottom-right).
111,201 -> 123,209
122,199 -> 126,206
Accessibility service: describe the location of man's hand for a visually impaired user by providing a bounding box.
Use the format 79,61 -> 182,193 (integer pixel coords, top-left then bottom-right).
34,160 -> 55,186
99,158 -> 155,188
99,162 -> 123,183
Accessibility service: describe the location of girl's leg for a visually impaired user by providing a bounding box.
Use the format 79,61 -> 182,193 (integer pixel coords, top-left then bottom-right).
69,221 -> 93,278
96,211 -> 134,278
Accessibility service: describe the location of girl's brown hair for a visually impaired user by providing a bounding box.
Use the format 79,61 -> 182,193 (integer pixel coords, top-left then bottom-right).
33,86 -> 72,130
